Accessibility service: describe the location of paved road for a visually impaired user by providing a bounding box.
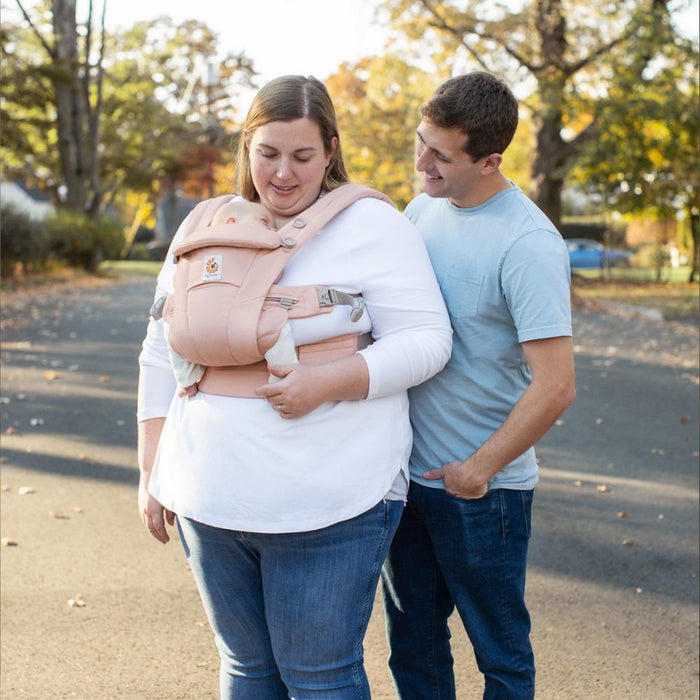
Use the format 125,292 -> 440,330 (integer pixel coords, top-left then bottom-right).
1,277 -> 698,699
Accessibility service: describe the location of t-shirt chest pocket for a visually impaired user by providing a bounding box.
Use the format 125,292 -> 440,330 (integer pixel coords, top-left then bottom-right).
440,270 -> 485,320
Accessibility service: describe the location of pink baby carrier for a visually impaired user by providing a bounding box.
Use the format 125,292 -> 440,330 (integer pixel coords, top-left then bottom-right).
153,184 -> 394,397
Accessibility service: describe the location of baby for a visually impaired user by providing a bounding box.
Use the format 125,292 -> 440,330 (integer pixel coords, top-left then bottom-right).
166,200 -> 299,397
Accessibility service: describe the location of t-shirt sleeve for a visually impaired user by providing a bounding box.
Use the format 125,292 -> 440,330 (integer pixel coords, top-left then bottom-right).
501,230 -> 572,343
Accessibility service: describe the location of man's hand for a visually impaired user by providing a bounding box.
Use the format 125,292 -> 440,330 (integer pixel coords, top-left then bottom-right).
423,459 -> 489,500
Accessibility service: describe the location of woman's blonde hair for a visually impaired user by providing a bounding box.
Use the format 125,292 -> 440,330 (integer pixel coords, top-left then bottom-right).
236,75 -> 349,201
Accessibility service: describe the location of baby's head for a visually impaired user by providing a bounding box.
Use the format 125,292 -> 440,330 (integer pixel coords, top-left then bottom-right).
211,200 -> 276,229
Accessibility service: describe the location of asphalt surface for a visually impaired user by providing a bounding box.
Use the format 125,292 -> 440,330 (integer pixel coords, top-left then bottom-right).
1,277 -> 698,699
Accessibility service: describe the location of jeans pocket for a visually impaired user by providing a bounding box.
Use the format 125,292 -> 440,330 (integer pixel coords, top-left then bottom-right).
519,489 -> 533,538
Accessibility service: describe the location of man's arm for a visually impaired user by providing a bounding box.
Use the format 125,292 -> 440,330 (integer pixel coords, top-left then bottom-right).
424,335 -> 576,499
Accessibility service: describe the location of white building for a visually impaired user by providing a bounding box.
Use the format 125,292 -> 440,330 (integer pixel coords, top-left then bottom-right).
0,181 -> 55,220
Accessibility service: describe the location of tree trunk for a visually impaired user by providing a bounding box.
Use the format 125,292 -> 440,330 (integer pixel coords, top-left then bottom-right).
688,211 -> 699,283
85,0 -> 107,216
530,114 -> 565,228
52,0 -> 87,212
529,0 -> 567,230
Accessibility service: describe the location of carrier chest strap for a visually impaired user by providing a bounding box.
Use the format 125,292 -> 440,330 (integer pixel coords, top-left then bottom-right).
265,286 -> 365,322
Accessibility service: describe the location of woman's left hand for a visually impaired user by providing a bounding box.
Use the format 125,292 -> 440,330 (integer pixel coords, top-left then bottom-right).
255,364 -> 329,419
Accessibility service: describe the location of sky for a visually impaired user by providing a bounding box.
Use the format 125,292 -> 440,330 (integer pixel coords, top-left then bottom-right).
4,0 -> 390,85
5,0 -> 698,91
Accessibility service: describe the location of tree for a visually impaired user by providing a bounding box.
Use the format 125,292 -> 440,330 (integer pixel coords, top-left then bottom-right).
15,0 -> 108,214
571,30 -> 699,280
97,17 -> 255,206
380,0 -> 687,228
3,7 -> 257,216
328,56 -> 438,209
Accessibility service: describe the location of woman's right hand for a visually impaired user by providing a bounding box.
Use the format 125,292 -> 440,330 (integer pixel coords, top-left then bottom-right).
138,473 -> 174,544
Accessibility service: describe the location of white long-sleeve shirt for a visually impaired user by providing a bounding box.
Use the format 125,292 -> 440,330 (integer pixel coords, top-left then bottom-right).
138,196 -> 452,533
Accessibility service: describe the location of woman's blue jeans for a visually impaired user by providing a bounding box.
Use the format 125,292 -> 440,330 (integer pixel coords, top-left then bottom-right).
177,499 -> 403,699
381,484 -> 535,700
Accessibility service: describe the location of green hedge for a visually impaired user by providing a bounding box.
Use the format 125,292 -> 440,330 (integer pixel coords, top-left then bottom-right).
1,206 -> 126,277
44,210 -> 125,272
0,206 -> 51,277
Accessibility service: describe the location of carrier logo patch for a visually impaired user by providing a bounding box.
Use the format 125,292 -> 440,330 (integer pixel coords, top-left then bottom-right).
203,255 -> 222,281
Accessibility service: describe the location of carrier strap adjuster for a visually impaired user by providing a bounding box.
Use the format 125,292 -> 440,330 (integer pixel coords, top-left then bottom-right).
317,288 -> 365,322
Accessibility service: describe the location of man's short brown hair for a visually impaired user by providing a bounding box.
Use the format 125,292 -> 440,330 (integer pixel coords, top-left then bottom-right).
421,72 -> 518,161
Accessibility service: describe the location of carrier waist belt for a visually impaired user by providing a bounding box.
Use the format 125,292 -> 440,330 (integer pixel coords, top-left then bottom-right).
197,333 -> 370,398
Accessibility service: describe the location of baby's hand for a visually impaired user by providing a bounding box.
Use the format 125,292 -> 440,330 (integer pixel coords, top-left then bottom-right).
178,384 -> 198,398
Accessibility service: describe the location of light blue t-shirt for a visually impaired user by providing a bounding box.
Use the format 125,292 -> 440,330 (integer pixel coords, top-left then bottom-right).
406,186 -> 572,491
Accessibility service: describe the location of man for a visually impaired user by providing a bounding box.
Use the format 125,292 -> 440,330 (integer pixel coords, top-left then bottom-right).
381,71 -> 576,699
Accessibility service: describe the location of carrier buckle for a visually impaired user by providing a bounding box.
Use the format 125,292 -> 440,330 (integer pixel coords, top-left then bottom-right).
149,296 -> 166,320
317,288 -> 365,322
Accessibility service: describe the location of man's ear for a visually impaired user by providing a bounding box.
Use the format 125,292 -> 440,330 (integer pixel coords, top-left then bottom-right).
482,153 -> 503,173
225,216 -> 236,224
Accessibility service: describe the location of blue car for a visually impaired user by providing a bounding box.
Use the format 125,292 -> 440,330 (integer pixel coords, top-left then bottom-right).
566,238 -> 632,269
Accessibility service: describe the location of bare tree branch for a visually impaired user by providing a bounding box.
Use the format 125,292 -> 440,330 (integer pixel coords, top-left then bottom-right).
15,0 -> 55,57
419,0 -> 539,73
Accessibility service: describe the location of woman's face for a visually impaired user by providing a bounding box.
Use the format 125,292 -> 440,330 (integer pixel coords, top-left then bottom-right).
247,118 -> 336,223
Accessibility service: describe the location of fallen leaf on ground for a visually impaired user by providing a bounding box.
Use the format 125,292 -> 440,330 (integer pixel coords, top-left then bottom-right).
48,511 -> 70,519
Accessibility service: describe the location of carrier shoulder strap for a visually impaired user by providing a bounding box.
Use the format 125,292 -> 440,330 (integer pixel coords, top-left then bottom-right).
234,183 -> 395,308
174,184 -> 394,302
175,184 -> 393,257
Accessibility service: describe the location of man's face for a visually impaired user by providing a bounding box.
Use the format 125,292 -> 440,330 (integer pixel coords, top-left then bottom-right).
415,119 -> 484,208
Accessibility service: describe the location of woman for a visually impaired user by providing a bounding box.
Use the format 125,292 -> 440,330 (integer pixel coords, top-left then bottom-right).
137,75 -> 452,699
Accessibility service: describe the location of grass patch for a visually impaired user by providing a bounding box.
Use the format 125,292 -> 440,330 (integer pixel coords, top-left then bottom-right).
573,265 -> 694,284
1,260 -> 160,294
573,275 -> 699,320
98,260 -> 161,278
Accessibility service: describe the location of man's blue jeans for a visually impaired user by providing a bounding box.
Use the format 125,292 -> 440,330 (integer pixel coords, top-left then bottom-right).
381,484 -> 535,700
177,499 -> 403,699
